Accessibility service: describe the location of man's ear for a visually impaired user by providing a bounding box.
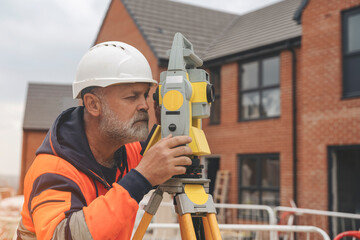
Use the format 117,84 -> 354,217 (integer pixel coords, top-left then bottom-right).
83,93 -> 101,117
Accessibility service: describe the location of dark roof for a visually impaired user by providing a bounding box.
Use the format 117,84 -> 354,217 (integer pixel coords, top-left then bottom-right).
205,0 -> 302,60
120,0 -> 302,62
122,0 -> 237,60
23,83 -> 79,130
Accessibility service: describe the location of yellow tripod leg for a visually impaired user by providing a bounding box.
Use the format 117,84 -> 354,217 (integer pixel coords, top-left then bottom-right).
179,213 -> 196,240
202,216 -> 213,240
132,212 -> 153,240
207,213 -> 222,240
178,215 -> 186,239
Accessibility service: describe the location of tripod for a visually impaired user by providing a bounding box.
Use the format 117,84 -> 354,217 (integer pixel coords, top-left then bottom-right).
132,178 -> 222,240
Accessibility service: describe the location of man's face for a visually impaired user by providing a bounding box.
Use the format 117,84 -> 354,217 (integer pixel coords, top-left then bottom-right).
97,83 -> 151,143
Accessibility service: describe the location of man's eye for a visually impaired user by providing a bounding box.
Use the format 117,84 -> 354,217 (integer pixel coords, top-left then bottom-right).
145,93 -> 149,99
126,96 -> 137,99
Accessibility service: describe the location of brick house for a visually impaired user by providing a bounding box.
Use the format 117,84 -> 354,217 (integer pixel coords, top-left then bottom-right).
93,0 -> 360,214
21,0 -> 360,224
20,83 -> 78,193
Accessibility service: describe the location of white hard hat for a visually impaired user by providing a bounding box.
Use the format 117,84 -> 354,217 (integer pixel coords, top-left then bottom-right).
73,41 -> 158,99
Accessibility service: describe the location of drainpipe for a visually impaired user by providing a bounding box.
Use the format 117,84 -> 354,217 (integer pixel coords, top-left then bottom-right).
288,43 -> 298,205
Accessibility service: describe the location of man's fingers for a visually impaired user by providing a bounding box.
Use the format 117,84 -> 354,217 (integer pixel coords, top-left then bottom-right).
155,134 -> 173,144
166,136 -> 192,148
173,156 -> 192,166
159,134 -> 172,141
172,146 -> 193,157
173,166 -> 188,175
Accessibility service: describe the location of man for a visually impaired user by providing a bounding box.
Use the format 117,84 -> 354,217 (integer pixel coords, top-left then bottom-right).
17,41 -> 193,239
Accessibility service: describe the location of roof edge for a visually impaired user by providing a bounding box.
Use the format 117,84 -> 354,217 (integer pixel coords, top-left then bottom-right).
293,0 -> 310,24
203,36 -> 301,68
92,0 -> 113,46
159,37 -> 302,69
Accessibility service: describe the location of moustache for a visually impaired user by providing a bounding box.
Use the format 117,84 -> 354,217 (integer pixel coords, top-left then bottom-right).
132,111 -> 149,124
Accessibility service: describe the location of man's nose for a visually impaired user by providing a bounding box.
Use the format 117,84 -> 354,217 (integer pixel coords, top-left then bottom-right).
138,96 -> 149,111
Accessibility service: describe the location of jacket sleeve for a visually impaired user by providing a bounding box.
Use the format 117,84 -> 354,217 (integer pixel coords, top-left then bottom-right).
23,165 -> 151,239
51,211 -> 92,240
26,172 -> 144,240
26,172 -> 87,240
83,169 -> 152,240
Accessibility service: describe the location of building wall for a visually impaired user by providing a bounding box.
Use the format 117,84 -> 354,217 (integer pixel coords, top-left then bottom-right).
19,130 -> 47,194
298,0 -> 360,210
203,49 -> 299,206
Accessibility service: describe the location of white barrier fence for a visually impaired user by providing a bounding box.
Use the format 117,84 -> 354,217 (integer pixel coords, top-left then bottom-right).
275,206 -> 360,239
1,194 -> 360,240
141,223 -> 331,240
134,201 -> 360,240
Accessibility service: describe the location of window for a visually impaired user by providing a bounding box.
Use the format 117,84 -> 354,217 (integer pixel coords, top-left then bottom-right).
210,67 -> 221,124
204,157 -> 220,195
238,154 -> 280,206
343,7 -> 360,98
239,56 -> 280,120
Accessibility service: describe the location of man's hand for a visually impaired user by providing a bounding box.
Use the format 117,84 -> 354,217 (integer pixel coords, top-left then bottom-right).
136,135 -> 193,186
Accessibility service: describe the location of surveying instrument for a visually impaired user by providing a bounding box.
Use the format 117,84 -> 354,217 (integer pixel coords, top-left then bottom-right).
132,33 -> 221,240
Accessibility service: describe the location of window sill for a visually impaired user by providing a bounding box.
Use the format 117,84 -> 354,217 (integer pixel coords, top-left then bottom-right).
342,93 -> 360,100
238,116 -> 280,122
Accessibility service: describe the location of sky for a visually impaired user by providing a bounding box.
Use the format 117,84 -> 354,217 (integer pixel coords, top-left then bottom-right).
0,0 -> 281,177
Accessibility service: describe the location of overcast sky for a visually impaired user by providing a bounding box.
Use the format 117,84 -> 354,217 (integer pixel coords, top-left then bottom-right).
0,0 -> 281,177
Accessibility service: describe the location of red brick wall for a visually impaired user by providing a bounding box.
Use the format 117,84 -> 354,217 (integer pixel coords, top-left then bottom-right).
298,0 -> 360,209
203,49 -> 299,205
19,130 -> 47,194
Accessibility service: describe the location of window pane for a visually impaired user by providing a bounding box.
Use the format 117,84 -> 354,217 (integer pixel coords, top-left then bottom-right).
210,67 -> 221,123
241,190 -> 260,204
344,55 -> 360,96
210,97 -> 220,123
242,92 -> 260,119
241,158 -> 257,186
262,191 -> 280,206
262,89 -> 280,117
241,62 -> 258,90
263,56 -> 280,86
262,157 -> 280,187
211,67 -> 221,93
348,13 -> 360,53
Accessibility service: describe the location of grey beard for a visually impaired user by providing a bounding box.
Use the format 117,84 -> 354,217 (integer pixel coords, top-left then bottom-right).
99,103 -> 149,143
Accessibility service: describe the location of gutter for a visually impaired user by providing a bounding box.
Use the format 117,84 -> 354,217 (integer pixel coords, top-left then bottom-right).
159,37 -> 301,69
287,42 -> 298,205
293,0 -> 310,24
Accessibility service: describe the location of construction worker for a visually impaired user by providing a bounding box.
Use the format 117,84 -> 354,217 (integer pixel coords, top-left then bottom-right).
16,42 -> 193,239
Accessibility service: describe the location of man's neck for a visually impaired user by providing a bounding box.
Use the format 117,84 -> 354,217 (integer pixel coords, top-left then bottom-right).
84,111 -> 124,168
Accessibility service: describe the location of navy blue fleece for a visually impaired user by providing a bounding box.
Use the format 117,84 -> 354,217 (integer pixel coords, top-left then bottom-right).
118,169 -> 152,203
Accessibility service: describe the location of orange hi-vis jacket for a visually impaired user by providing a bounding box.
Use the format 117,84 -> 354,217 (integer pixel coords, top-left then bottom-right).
17,107 -> 153,240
